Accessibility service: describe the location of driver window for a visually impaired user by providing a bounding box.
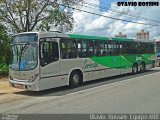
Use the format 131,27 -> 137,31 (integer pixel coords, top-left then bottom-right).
40,40 -> 59,66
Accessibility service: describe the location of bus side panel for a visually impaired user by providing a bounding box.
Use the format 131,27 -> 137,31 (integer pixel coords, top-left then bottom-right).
91,56 -> 121,79
59,58 -> 93,83
142,54 -> 156,70
39,75 -> 68,90
39,60 -> 68,90
120,55 -> 136,74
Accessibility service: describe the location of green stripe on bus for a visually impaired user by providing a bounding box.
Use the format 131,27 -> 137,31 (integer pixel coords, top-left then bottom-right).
68,34 -> 134,41
68,34 -> 110,40
90,54 -> 155,69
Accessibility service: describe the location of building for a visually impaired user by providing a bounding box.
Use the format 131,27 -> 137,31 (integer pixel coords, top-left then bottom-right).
136,30 -> 149,40
115,32 -> 127,38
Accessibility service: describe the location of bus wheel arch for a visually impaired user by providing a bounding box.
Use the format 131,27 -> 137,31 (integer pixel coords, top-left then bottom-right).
132,62 -> 138,74
69,69 -> 83,88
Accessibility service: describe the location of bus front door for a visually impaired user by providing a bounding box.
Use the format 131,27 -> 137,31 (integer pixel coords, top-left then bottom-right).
39,40 -> 62,89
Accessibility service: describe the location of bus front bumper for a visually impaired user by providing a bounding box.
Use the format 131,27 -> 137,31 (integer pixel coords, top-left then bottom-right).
9,78 -> 39,91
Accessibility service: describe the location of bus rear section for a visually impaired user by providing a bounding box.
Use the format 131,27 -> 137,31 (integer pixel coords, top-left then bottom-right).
156,41 -> 160,66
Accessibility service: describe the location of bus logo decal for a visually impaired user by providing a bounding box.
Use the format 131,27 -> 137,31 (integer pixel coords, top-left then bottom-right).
83,59 -> 98,69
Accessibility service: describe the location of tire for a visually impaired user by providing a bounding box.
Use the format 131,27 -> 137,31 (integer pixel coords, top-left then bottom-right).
140,62 -> 145,72
132,63 -> 138,74
69,71 -> 81,88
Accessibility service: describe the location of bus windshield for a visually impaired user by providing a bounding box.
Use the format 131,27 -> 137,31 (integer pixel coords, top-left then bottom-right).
10,43 -> 38,71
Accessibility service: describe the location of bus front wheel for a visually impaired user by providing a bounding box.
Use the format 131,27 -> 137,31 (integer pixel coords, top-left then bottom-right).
132,63 -> 138,74
69,71 -> 81,88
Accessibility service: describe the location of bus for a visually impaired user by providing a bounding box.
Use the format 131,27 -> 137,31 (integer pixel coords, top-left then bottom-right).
156,41 -> 160,66
9,31 -> 156,91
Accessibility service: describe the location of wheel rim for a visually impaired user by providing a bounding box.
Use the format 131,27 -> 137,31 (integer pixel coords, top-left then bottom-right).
73,74 -> 79,84
133,65 -> 137,73
141,64 -> 145,71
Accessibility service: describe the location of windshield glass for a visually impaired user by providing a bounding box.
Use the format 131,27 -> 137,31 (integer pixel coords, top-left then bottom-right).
10,43 -> 38,71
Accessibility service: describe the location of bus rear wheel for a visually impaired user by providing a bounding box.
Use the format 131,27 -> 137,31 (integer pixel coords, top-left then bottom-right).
140,62 -> 146,72
132,63 -> 138,74
69,71 -> 81,88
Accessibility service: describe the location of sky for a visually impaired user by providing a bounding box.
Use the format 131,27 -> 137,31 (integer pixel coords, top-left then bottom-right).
72,0 -> 160,40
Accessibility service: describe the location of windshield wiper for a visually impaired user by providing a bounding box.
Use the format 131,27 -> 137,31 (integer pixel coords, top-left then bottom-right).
20,43 -> 29,55
19,43 -> 30,70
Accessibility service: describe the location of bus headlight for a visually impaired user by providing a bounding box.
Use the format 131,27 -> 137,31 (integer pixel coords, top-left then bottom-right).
29,74 -> 38,83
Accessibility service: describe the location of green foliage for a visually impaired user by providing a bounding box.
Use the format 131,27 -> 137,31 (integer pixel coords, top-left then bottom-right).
0,0 -> 83,33
39,8 -> 74,32
0,63 -> 8,74
0,24 -> 10,74
0,0 -> 83,74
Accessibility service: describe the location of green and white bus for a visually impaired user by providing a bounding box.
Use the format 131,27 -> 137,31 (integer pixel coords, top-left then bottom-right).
9,31 -> 156,91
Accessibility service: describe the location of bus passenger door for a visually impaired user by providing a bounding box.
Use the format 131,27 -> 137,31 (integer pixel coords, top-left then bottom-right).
39,39 -> 61,89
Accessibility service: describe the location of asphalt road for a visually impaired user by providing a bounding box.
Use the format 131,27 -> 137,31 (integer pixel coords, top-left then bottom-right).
0,67 -> 160,114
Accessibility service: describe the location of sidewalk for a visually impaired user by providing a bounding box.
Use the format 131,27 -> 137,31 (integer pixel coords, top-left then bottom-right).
0,76 -> 21,95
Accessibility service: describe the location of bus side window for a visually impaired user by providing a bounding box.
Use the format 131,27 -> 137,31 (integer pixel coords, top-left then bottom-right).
108,41 -> 119,56
86,41 -> 94,57
79,40 -> 94,58
60,41 -> 67,59
78,41 -> 86,58
103,42 -> 108,56
60,39 -> 77,59
148,43 -> 154,54
121,42 -> 129,55
94,41 -> 105,56
130,42 -> 138,54
139,43 -> 146,54
40,40 -> 59,66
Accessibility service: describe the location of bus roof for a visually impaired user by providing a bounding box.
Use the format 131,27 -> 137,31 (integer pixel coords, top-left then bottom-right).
13,31 -> 39,36
68,34 -> 134,41
14,32 -> 153,43
13,31 -> 68,38
68,34 -> 110,40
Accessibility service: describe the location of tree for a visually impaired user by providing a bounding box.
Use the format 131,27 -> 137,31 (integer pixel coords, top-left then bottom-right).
0,24 -> 10,63
0,0 -> 83,33
0,24 -> 10,74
